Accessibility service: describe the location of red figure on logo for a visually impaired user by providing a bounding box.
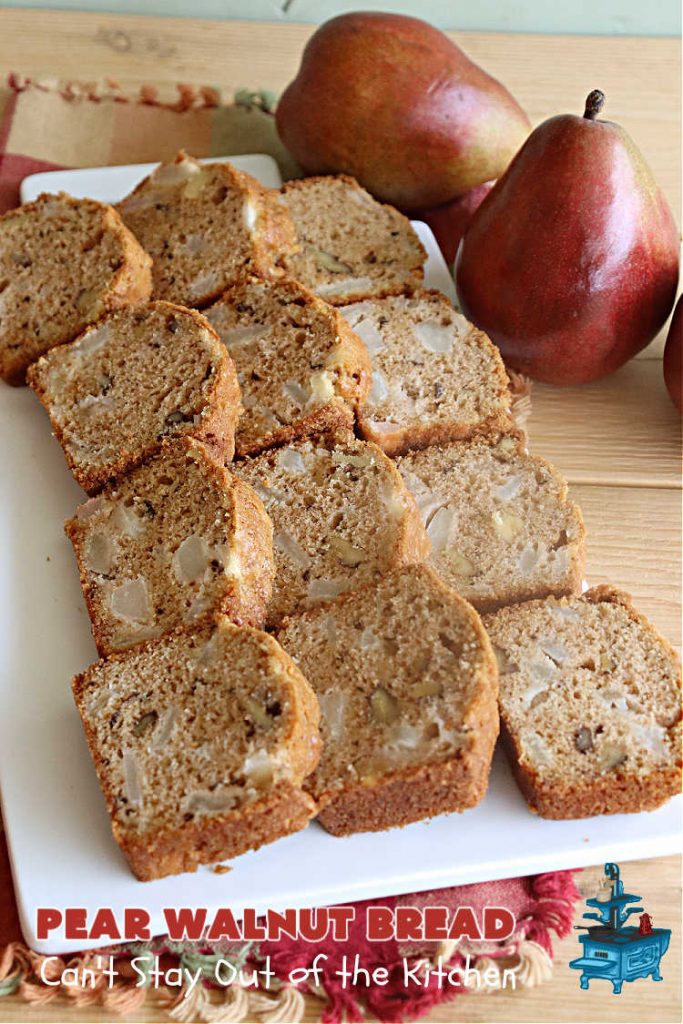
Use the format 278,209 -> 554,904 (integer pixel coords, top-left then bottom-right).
639,913 -> 653,936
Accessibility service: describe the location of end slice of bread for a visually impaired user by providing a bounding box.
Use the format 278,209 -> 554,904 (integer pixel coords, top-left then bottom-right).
341,290 -> 515,455
276,564 -> 499,835
397,434 -> 585,612
117,152 -> 297,307
65,437 -> 274,655
234,431 -> 430,628
484,586 -> 682,819
73,618 -> 320,880
205,273 -> 371,456
0,192 -> 151,385
280,175 -> 426,304
28,302 -> 241,493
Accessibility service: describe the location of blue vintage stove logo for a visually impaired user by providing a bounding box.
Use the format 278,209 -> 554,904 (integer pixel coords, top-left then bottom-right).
570,862 -> 671,995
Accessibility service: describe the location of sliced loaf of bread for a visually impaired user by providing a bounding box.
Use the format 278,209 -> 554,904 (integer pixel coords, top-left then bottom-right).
0,193 -> 151,384
396,434 -> 585,612
340,290 -> 515,455
234,431 -> 430,627
280,175 -> 426,304
65,437 -> 274,655
73,618 -> 320,879
484,586 -> 682,819
117,152 -> 296,307
204,273 -> 371,456
276,564 -> 499,835
28,302 -> 241,493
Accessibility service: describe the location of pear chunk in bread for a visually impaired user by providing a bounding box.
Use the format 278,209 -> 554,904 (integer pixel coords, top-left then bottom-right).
73,619 -> 320,879
0,192 -> 151,384
277,565 -> 499,835
66,437 -> 274,655
484,587 -> 682,819
29,302 -> 240,493
234,431 -> 429,628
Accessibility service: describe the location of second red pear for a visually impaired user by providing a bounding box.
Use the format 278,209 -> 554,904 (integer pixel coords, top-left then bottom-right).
455,91 -> 680,384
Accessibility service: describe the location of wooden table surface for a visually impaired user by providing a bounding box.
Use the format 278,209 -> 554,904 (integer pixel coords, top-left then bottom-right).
0,9 -> 680,1024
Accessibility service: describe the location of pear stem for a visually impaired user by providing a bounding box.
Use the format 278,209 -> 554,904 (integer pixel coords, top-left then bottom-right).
583,90 -> 605,120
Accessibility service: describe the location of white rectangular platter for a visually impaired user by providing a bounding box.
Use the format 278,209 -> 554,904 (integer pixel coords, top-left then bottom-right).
1,156 -> 680,955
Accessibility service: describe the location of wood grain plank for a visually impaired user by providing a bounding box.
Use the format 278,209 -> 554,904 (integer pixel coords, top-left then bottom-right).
570,483 -> 681,647
528,360 -> 682,488
0,11 -> 678,217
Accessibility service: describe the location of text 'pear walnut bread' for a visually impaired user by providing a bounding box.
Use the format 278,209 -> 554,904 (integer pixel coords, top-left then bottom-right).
280,174 -> 426,303
28,302 -> 241,493
340,289 -> 515,455
205,273 -> 371,456
65,437 -> 274,655
397,434 -> 585,611
0,192 -> 152,385
117,152 -> 297,307
277,564 -> 499,835
485,586 -> 682,819
234,431 -> 430,628
72,619 -> 321,880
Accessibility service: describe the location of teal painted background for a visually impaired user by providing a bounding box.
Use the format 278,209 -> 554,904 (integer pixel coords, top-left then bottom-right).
1,0 -> 681,35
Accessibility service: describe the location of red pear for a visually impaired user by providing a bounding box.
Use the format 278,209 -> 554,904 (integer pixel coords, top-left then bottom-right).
414,181 -> 495,266
455,91 -> 680,384
276,12 -> 530,211
663,295 -> 682,413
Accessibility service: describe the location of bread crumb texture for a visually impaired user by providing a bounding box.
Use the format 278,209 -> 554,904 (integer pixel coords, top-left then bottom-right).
0,192 -> 151,384
205,273 -> 370,456
342,290 -> 514,454
484,586 -> 682,819
397,435 -> 585,611
72,618 -> 320,879
277,564 -> 499,835
65,437 -> 274,655
280,175 -> 425,304
117,152 -> 297,307
234,430 -> 430,628
28,301 -> 240,492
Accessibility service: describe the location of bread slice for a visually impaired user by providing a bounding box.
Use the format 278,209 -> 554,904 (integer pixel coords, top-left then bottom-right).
396,434 -> 586,612
0,192 -> 151,385
340,290 -> 515,455
280,175 -> 426,304
28,302 -> 241,494
234,431 -> 430,628
117,152 -> 297,307
204,273 -> 371,456
276,564 -> 499,835
484,586 -> 682,819
65,437 -> 274,655
72,618 -> 321,880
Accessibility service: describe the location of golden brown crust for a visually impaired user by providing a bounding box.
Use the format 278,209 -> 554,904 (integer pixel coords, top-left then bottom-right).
0,193 -> 152,385
499,718 -> 681,819
317,743 -> 495,835
236,398 -> 355,459
225,474 -> 276,629
115,786 -> 317,881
